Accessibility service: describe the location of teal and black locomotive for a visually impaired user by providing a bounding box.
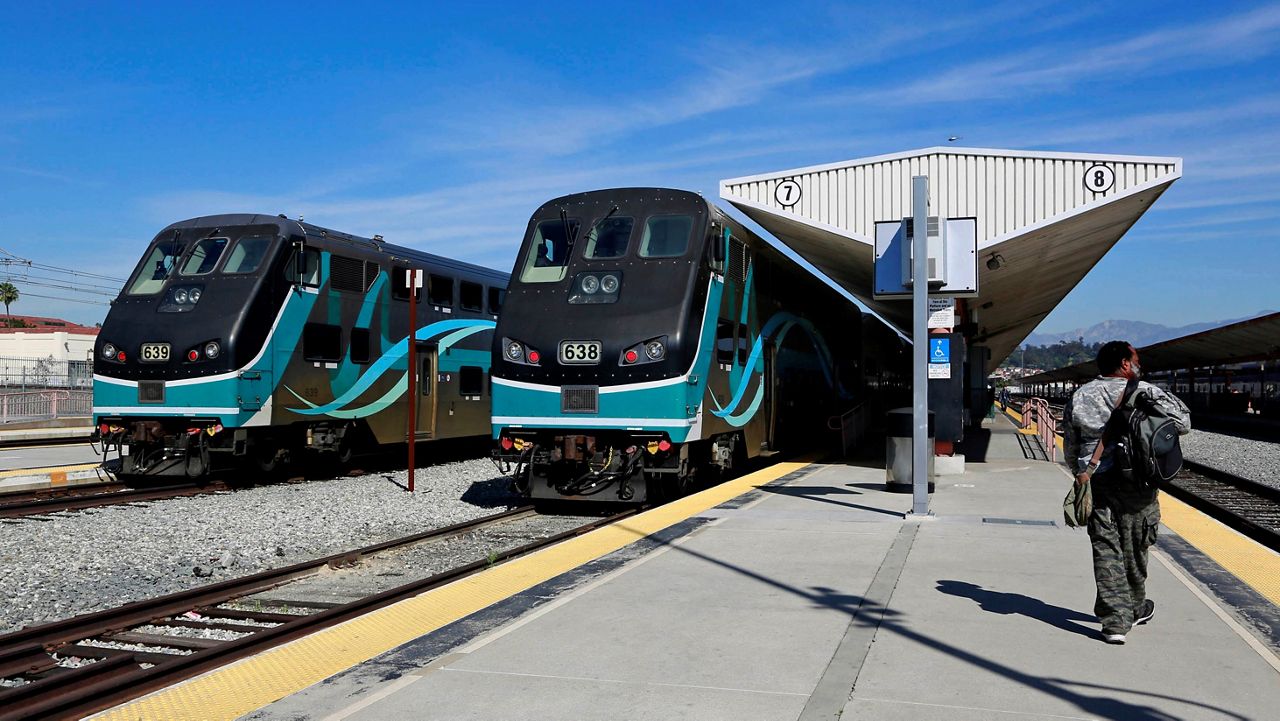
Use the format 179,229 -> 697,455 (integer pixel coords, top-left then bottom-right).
491,188 -> 908,503
94,214 -> 507,477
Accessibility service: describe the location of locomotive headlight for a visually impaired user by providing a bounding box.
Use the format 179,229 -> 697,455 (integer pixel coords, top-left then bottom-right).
645,340 -> 665,360
580,274 -> 600,294
173,288 -> 189,304
204,341 -> 221,359
188,287 -> 202,303
102,343 -> 117,360
600,274 -> 619,294
505,340 -> 524,361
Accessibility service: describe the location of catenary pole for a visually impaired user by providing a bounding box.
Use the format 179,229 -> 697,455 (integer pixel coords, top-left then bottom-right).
911,176 -> 930,516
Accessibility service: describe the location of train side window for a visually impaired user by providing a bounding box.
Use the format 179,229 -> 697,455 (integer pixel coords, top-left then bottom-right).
350,328 -> 371,364
460,281 -> 483,311
460,366 -> 484,396
392,267 -> 422,301
180,237 -> 230,275
303,323 -> 341,361
428,274 -> 453,306
737,324 -> 751,363
487,287 -> 505,314
285,248 -> 321,287
639,215 -> 693,258
420,356 -> 432,396
716,320 -> 735,365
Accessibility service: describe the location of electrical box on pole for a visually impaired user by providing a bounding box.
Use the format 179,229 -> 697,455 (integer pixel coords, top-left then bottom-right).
901,215 -> 947,287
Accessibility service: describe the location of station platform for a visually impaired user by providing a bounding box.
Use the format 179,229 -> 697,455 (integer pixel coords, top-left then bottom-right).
97,415 -> 1280,721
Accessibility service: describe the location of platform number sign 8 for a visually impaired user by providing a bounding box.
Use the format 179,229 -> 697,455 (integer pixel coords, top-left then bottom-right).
1083,164 -> 1115,194
774,179 -> 802,207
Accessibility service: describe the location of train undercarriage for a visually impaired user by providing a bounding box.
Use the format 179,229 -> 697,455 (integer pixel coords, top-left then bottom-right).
493,430 -> 744,504
94,419 -> 364,479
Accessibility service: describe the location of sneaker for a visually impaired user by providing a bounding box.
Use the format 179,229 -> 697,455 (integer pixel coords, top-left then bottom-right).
1102,629 -> 1127,644
1135,600 -> 1155,625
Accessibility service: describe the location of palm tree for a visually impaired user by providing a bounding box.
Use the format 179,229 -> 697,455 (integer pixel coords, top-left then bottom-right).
0,283 -> 19,325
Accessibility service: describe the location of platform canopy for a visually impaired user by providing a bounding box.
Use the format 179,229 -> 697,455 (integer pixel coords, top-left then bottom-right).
720,147 -> 1182,371
1023,311 -> 1280,384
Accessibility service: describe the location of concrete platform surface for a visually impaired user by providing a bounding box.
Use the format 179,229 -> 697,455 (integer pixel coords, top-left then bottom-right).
224,416 -> 1279,720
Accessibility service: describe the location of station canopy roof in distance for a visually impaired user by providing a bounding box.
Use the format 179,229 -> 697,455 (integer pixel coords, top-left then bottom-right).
1021,311 -> 1280,385
720,147 -> 1182,372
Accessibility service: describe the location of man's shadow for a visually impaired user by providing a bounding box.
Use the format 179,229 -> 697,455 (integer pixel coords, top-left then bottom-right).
938,580 -> 1097,639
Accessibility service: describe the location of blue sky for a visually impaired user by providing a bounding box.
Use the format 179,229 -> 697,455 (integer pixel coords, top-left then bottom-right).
2,1 -> 1277,343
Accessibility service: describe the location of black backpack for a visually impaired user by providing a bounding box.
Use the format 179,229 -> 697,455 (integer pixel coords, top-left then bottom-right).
1110,378 -> 1184,487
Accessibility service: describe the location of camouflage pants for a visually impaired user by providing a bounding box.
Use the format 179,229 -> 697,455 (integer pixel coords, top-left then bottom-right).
1087,480 -> 1161,633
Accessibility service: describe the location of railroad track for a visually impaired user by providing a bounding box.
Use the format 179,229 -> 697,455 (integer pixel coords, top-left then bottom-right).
1163,460 -> 1280,552
0,481 -> 227,519
0,504 -> 634,720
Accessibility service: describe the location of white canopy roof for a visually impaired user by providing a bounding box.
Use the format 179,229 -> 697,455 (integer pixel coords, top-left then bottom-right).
721,147 -> 1181,371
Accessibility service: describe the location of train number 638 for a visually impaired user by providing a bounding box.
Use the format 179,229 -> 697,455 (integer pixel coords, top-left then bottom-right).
558,340 -> 602,365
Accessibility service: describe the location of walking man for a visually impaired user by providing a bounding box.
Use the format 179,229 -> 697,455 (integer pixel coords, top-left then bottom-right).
1063,341 -> 1191,644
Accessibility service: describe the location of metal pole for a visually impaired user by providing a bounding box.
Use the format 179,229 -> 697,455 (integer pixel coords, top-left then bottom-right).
911,175 -> 930,516
406,270 -> 418,492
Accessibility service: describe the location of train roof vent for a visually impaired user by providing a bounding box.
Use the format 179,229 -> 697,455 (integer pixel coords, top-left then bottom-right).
727,238 -> 750,283
331,256 -> 379,293
331,255 -> 364,292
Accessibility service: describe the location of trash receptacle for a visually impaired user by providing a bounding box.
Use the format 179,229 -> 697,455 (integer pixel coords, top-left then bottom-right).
886,408 -> 935,493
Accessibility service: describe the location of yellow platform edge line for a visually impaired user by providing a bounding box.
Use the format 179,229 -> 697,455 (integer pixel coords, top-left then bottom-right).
94,458 -> 816,721
1158,491 -> 1280,606
0,462 -> 101,479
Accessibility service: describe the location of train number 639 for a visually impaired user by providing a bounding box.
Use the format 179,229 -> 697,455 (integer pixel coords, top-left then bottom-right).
558,340 -> 602,365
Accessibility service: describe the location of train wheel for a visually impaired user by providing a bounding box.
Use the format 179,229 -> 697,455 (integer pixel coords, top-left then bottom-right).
251,441 -> 286,475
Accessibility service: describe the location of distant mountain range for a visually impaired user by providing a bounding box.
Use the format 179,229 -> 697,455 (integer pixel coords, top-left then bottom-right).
1025,311 -> 1277,348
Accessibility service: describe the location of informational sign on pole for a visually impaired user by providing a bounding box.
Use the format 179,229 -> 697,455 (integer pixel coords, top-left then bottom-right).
927,297 -> 955,329
406,268 -> 423,492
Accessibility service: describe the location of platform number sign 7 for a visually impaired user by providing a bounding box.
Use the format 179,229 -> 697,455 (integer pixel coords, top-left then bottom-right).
774,179 -> 802,207
1083,164 -> 1115,194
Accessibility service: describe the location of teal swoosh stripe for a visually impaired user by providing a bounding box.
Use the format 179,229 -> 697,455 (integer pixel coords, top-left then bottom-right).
712,311 -> 843,419
284,318 -> 494,416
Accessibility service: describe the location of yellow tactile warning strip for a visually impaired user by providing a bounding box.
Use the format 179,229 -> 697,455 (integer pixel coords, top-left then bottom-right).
0,462 -> 100,479
1159,491 -> 1280,606
93,459 -> 816,721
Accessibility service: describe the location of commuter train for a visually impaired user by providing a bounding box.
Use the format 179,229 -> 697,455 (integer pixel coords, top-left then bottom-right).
94,214 -> 508,478
491,188 -> 909,503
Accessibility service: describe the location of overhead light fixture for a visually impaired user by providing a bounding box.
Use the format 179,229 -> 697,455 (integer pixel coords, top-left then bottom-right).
986,253 -> 1006,271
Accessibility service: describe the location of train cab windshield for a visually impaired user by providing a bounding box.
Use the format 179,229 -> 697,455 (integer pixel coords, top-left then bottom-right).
125,238 -> 187,295
519,218 -> 579,283
125,228 -> 282,295
517,212 -> 697,286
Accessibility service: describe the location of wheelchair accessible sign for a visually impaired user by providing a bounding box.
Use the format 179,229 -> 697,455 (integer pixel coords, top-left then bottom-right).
928,338 -> 951,379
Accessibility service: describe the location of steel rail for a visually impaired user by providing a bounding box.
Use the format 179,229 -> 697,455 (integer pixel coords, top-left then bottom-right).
0,480 -> 126,504
0,482 -> 222,519
0,505 -> 627,720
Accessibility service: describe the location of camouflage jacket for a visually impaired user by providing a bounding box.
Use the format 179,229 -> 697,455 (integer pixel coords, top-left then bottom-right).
1063,377 -> 1191,475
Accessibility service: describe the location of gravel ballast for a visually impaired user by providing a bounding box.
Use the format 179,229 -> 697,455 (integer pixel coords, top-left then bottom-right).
0,458 -> 520,635
1181,429 -> 1280,490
